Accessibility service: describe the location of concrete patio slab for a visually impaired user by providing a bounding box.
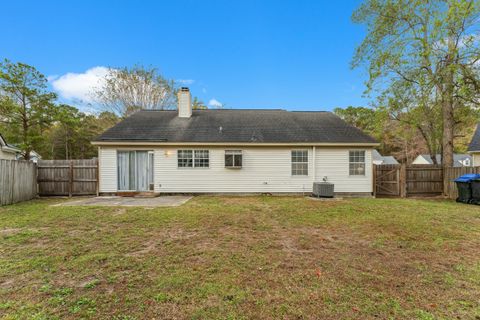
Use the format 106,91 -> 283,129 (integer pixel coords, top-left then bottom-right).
53,196 -> 193,207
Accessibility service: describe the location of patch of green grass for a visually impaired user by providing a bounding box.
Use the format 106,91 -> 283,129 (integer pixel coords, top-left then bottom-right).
84,279 -> 100,289
1,196 -> 480,319
69,297 -> 96,315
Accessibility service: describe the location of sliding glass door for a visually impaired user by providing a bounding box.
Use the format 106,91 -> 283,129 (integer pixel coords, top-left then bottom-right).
117,151 -> 154,191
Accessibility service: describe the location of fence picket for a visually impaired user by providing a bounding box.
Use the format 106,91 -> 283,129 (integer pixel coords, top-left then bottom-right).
443,166 -> 480,200
0,159 -> 37,206
374,164 -> 465,198
37,159 -> 98,196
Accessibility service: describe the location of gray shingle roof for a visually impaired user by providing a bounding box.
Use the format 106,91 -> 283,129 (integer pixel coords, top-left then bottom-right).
468,124 -> 480,152
94,109 -> 378,144
372,150 -> 399,165
416,154 -> 472,167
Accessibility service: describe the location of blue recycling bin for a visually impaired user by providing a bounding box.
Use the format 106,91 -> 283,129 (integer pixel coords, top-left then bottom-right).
454,174 -> 480,203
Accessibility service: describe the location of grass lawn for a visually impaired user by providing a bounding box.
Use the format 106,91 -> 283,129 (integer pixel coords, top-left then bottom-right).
1,196 -> 480,319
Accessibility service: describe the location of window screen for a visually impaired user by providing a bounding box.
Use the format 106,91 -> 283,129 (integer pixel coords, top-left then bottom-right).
194,150 -> 210,168
349,150 -> 366,175
225,150 -> 242,168
178,150 -> 209,168
178,150 -> 193,168
291,150 -> 308,176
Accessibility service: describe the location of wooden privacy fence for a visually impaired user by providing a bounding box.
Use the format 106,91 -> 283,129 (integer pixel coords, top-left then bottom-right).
37,159 -> 98,196
0,159 -> 37,206
444,166 -> 480,200
406,165 -> 443,196
374,164 -> 444,198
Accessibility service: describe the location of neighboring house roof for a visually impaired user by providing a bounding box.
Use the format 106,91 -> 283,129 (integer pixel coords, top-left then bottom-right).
372,149 -> 399,165
382,156 -> 399,165
413,154 -> 472,167
17,150 -> 41,162
94,110 -> 378,144
0,133 -> 21,154
468,123 -> 480,152
0,133 -> 41,161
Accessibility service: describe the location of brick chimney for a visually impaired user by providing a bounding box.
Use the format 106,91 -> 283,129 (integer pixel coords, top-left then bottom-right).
177,87 -> 192,118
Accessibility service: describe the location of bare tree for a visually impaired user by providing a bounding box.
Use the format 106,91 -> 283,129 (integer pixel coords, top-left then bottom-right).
94,65 -> 177,117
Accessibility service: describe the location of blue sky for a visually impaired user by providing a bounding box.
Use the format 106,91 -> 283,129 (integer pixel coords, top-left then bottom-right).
1,0 -> 370,111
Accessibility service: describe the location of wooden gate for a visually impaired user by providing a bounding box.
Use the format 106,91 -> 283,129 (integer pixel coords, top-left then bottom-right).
374,164 -> 444,197
37,159 -> 98,196
374,164 -> 401,196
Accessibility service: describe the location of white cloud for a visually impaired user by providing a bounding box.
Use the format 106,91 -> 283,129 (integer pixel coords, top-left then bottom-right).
47,75 -> 59,82
177,79 -> 195,85
50,66 -> 110,103
202,87 -> 207,94
208,98 -> 223,108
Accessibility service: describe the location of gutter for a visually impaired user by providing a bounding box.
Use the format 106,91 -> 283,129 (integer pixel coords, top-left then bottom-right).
91,141 -> 380,147
1,145 -> 21,153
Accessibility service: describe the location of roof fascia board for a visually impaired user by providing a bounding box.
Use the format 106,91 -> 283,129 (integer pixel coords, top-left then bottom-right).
1,145 -> 21,153
92,141 -> 379,147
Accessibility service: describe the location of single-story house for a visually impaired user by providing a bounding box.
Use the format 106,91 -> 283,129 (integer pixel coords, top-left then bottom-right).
372,150 -> 399,165
19,150 -> 41,163
0,134 -> 21,160
0,133 -> 41,162
411,154 -> 472,167
92,88 -> 378,196
468,124 -> 480,166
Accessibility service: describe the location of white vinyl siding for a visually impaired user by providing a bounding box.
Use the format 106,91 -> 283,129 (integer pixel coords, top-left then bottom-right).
156,147 -> 312,193
473,153 -> 480,167
99,146 -> 373,194
99,148 -> 117,193
315,148 -> 372,193
0,149 -> 17,160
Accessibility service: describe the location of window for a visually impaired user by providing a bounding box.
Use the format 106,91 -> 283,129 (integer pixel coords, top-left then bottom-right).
117,150 -> 154,191
225,150 -> 242,168
291,150 -> 308,176
178,150 -> 209,168
178,150 -> 193,167
194,150 -> 209,167
349,150 -> 365,176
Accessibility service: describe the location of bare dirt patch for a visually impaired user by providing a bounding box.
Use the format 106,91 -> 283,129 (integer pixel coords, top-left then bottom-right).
1,196 -> 480,319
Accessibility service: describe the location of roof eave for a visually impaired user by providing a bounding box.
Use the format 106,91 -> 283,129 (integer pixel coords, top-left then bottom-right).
91,141 -> 379,147
1,146 -> 21,153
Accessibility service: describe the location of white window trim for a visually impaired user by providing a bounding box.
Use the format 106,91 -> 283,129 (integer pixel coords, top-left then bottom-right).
291,149 -> 309,176
225,150 -> 243,169
177,149 -> 210,169
349,150 -> 366,176
117,150 -> 154,191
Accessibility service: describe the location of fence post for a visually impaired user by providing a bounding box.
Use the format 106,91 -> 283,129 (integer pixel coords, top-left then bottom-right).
34,163 -> 38,198
372,164 -> 377,197
69,160 -> 73,198
442,166 -> 446,197
400,164 -> 407,198
96,158 -> 100,197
